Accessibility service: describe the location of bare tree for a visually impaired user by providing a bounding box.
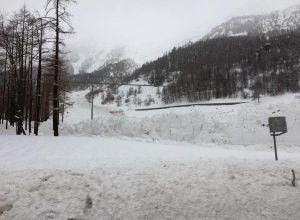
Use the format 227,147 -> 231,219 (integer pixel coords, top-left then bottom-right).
45,0 -> 76,136
0,1 -> 75,136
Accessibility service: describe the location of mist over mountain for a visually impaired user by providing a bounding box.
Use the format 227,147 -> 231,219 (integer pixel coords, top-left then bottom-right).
71,58 -> 139,90
69,45 -> 138,75
203,4 -> 300,40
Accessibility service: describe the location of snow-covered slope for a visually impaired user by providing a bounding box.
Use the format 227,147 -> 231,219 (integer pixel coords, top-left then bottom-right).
203,4 -> 300,40
33,90 -> 300,147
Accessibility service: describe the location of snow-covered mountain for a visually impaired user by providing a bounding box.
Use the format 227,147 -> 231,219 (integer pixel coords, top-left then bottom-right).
71,58 -> 139,91
69,46 -> 133,75
203,4 -> 300,40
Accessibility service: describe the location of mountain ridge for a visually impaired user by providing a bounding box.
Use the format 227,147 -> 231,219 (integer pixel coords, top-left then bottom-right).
203,4 -> 300,40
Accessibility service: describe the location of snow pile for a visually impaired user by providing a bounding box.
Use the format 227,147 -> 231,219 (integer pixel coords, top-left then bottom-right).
55,91 -> 300,147
2,90 -> 299,147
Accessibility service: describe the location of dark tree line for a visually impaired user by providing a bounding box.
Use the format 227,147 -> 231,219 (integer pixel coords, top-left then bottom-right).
132,30 -> 300,103
0,0 -> 75,136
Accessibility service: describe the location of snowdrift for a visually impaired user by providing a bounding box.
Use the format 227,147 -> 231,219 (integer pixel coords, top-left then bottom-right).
46,91 -> 300,147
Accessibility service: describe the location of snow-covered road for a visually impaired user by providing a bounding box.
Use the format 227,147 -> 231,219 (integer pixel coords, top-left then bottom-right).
1,136 -> 300,220
1,136 -> 300,170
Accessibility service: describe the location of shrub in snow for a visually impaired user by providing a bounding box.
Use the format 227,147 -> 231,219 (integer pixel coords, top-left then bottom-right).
137,85 -> 142,94
143,95 -> 155,106
102,90 -> 115,104
0,203 -> 13,216
127,87 -> 135,97
241,89 -> 252,99
116,95 -> 122,107
156,87 -> 162,98
83,195 -> 93,214
134,97 -> 142,106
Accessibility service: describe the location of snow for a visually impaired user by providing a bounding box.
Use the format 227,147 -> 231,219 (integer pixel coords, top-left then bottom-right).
45,90 -> 300,147
0,135 -> 300,220
228,31 -> 248,37
96,78 -> 163,110
1,91 -> 300,219
205,5 -> 300,40
69,46 -> 140,75
240,17 -> 254,24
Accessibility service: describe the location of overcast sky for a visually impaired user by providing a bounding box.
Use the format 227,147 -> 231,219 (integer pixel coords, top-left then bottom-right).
1,0 -> 300,64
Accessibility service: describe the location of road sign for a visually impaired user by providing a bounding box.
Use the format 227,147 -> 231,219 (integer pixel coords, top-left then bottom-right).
268,117 -> 287,134
268,117 -> 288,161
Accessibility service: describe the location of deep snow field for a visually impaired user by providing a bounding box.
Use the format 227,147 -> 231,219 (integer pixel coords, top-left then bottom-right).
1,91 -> 300,220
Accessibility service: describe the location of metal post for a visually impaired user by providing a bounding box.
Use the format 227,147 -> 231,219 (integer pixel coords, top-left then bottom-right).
273,132 -> 278,161
91,85 -> 94,121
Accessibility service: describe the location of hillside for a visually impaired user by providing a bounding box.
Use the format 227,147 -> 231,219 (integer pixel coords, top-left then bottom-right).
71,59 -> 138,90
128,31 -> 300,105
203,4 -> 300,40
69,5 -> 300,108
79,31 -> 300,109
69,46 -> 129,75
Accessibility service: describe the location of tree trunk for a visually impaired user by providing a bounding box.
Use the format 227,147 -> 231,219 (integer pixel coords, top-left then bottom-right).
34,20 -> 43,136
28,27 -> 34,135
53,0 -> 60,136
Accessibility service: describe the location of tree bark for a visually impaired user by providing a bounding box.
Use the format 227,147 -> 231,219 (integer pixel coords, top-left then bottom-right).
34,20 -> 43,136
53,0 -> 60,136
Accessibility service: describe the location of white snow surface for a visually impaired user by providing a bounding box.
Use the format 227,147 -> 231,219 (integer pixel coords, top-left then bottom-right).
1,135 -> 300,220
44,90 -> 300,147
1,91 -> 300,219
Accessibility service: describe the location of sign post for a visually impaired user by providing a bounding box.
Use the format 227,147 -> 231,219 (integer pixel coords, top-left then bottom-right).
272,132 -> 278,161
268,117 -> 287,161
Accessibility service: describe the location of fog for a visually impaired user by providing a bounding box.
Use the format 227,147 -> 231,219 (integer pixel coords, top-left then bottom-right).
1,0 -> 300,64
